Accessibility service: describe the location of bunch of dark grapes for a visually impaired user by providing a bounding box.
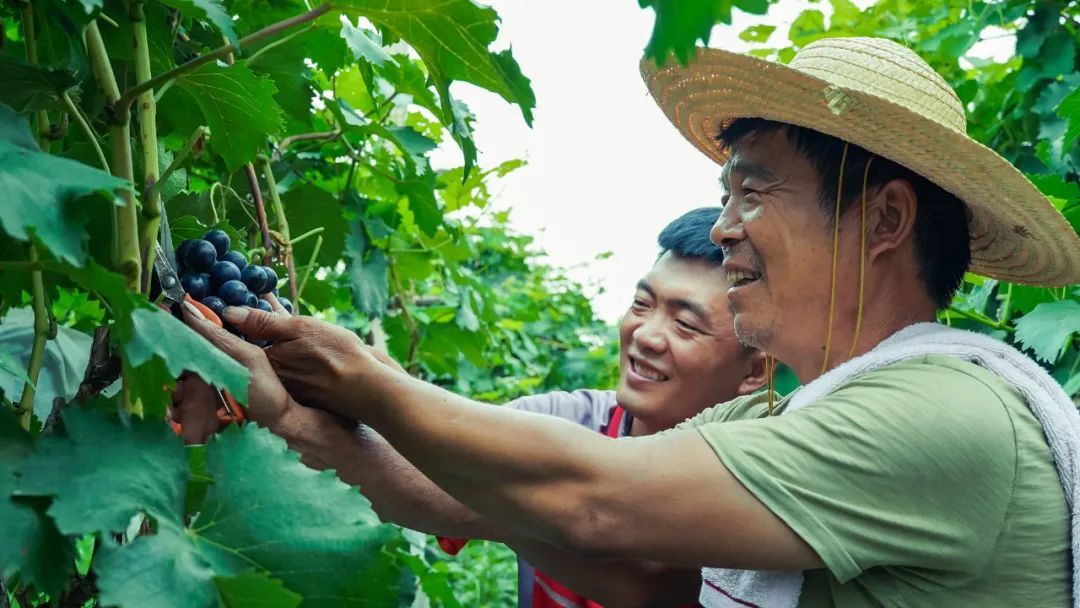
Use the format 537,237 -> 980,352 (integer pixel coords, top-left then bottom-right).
175,229 -> 293,317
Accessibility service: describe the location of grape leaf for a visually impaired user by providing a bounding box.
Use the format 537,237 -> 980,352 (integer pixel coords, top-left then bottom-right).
0,57 -> 78,112
639,0 -> 771,64
281,184 -> 347,268
192,425 -> 404,607
341,19 -> 395,67
1014,300 -> 1080,363
397,168 -> 443,237
16,408 -> 188,536
126,308 -> 250,406
346,220 -> 389,317
215,570 -> 302,608
161,0 -> 238,44
170,62 -> 283,172
0,411 -> 71,595
340,0 -> 534,125
1058,86 -> 1080,149
0,104 -> 128,266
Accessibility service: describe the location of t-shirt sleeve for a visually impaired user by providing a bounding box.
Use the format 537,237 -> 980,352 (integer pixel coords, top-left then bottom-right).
693,357 -> 1018,584
505,389 -> 617,433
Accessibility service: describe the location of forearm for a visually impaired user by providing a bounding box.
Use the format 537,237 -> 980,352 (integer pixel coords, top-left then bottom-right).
362,372 -> 617,550
270,407 -> 506,539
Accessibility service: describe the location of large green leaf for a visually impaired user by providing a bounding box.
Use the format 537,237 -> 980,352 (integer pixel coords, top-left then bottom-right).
0,57 -> 78,112
1014,300 -> 1080,364
161,0 -> 238,44
281,184 -> 347,267
0,104 -> 128,266
1058,86 -> 1080,149
126,308 -> 251,406
639,0 -> 769,64
214,570 -> 302,608
346,220 -> 389,317
0,411 -> 71,595
170,62 -> 283,172
192,425 -> 404,607
16,407 -> 188,536
340,0 -> 534,124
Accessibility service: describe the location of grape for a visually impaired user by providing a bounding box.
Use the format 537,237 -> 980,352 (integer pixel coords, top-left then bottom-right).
245,293 -> 258,308
260,266 -> 279,295
203,229 -> 230,258
240,265 -> 266,293
256,298 -> 273,313
221,250 -> 247,271
201,295 -> 226,317
278,297 -> 293,314
218,279 -> 250,307
209,260 -> 241,291
181,273 -> 210,300
176,239 -> 199,270
185,240 -> 217,273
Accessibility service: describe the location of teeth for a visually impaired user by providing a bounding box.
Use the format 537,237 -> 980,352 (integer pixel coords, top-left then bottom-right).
633,359 -> 668,381
726,270 -> 761,285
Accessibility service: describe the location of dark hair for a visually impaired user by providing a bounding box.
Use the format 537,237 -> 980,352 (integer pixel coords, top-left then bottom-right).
657,207 -> 725,266
718,118 -> 970,309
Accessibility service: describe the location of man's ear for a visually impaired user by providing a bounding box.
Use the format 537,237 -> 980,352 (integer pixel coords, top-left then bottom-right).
736,350 -> 768,396
864,178 -> 918,261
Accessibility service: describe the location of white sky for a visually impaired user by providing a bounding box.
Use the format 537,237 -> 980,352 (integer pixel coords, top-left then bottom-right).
428,0 -> 1013,322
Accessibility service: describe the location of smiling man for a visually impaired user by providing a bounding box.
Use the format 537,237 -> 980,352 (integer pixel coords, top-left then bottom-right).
191,37 -> 1080,607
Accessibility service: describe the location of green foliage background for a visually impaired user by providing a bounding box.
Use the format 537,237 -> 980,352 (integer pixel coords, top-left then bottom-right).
0,0 -> 1078,606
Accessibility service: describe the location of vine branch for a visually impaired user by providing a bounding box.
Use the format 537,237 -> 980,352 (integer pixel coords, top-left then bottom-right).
132,0 -> 162,294
113,4 -> 331,123
17,246 -> 52,431
62,91 -> 109,172
272,129 -> 341,161
149,126 -> 208,203
245,164 -> 273,254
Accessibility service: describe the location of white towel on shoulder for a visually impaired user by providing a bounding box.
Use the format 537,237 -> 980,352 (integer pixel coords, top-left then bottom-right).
699,322 -> 1080,608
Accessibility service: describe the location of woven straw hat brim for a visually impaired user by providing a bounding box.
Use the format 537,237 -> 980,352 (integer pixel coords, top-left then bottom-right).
641,48 -> 1080,287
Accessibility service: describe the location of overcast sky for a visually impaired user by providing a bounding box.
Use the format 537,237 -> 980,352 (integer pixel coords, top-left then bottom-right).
428,0 -> 1011,323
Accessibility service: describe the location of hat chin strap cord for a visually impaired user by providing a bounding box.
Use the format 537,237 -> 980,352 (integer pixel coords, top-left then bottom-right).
767,146 -> 874,416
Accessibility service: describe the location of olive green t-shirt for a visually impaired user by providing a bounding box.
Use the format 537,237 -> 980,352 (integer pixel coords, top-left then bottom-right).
680,354 -> 1069,607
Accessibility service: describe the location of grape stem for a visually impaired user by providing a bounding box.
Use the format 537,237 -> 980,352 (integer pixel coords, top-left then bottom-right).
149,125 -> 209,202
259,154 -> 297,302
16,246 -> 52,431
296,234 -> 322,303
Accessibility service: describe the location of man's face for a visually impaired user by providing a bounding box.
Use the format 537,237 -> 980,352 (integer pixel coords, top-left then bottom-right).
711,129 -> 860,365
616,252 -> 754,432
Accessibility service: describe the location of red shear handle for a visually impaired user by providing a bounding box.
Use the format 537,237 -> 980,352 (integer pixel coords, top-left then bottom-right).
169,294 -> 247,437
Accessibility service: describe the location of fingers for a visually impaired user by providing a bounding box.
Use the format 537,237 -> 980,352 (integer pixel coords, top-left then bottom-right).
221,306 -> 300,341
181,300 -> 264,367
262,293 -> 291,317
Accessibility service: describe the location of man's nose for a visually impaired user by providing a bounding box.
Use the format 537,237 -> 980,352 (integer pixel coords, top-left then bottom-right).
711,203 -> 745,249
632,315 -> 667,353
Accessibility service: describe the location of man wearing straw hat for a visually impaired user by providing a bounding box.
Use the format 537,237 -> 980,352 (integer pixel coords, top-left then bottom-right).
187,37 -> 1080,606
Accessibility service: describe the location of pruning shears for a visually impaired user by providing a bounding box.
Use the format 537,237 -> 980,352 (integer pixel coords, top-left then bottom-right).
154,216 -> 246,433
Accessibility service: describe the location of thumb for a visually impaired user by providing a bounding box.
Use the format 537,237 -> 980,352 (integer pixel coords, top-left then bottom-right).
222,306 -> 299,340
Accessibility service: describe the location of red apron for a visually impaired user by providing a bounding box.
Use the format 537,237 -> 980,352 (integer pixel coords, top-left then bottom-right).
529,407 -> 625,608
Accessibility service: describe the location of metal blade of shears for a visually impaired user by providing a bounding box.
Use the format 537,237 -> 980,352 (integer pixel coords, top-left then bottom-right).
158,208 -> 179,271
153,243 -> 186,306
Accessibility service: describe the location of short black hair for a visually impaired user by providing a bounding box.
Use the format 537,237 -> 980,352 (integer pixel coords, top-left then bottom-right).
718,118 -> 970,309
657,207 -> 725,266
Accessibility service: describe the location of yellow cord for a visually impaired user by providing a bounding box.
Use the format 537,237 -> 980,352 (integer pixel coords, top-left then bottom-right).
847,157 -> 874,359
766,354 -> 775,416
821,143 -> 849,376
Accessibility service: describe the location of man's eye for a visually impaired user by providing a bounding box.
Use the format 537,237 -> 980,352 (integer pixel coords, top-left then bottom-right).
631,299 -> 649,310
675,319 -> 699,333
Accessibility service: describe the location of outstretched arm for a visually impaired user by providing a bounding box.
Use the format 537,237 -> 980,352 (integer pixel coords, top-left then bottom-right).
225,309 -> 823,570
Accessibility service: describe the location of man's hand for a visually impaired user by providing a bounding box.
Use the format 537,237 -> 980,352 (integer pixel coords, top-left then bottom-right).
216,306 -> 404,420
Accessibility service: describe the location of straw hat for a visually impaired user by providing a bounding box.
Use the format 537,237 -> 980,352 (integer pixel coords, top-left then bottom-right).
640,37 -> 1080,287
